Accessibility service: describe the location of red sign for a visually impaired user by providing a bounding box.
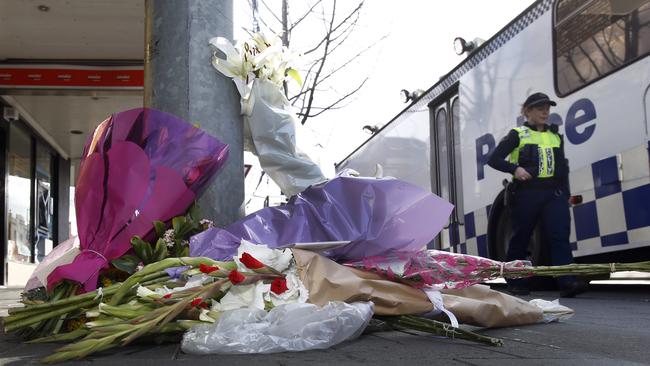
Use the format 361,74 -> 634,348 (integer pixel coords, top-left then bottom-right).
0,66 -> 144,89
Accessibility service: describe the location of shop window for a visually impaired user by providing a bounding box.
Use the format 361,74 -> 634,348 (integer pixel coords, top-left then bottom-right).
35,142 -> 54,262
554,0 -> 650,95
7,122 -> 33,263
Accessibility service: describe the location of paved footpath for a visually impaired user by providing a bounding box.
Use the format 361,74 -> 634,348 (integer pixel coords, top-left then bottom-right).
0,284 -> 648,366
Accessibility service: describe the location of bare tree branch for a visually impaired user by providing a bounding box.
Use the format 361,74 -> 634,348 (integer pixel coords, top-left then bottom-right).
303,1 -> 364,55
321,34 -> 387,83
251,0 -> 383,125
260,0 -> 283,24
299,0 -> 337,125
298,77 -> 368,118
289,0 -> 323,31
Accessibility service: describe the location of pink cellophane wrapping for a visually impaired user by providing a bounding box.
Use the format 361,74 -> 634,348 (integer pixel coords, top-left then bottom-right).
32,108 -> 228,293
345,250 -> 531,290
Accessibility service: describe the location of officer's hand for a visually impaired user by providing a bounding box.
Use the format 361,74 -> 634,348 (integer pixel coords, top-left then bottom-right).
514,167 -> 533,181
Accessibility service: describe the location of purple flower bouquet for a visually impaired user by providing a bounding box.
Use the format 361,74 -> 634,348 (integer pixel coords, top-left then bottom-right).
38,108 -> 229,293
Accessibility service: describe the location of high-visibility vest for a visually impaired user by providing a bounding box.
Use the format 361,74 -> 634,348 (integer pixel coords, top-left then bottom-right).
508,126 -> 561,178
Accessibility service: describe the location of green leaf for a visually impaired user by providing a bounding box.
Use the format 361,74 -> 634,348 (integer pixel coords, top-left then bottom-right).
179,246 -> 190,257
287,68 -> 302,86
172,216 -> 195,239
111,255 -> 141,274
172,216 -> 187,232
153,221 -> 167,238
130,236 -> 153,264
188,203 -> 202,223
153,239 -> 169,262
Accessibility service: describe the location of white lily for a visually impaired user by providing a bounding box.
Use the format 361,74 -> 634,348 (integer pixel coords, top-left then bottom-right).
212,281 -> 270,312
265,271 -> 309,307
209,32 -> 302,99
234,239 -> 293,273
136,285 -> 161,299
209,37 -> 254,99
199,307 -> 221,323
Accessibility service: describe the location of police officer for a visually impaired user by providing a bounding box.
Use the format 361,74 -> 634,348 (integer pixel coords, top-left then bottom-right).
488,92 -> 587,297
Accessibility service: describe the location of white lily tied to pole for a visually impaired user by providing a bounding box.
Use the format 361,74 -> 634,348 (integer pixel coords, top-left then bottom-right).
209,33 -> 326,197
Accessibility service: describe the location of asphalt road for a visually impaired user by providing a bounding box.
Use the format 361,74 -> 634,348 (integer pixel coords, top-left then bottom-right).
0,284 -> 648,366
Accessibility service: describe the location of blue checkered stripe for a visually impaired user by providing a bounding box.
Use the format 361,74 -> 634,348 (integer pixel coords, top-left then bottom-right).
448,205 -> 492,256
407,0 -> 553,114
459,143 -> 650,257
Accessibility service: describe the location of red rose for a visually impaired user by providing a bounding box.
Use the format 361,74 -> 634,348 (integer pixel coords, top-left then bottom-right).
228,269 -> 246,285
240,252 -> 265,269
271,278 -> 289,295
199,263 -> 219,274
163,293 -> 172,299
190,297 -> 203,307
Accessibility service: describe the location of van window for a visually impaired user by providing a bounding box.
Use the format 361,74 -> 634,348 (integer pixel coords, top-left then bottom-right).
554,0 -> 650,95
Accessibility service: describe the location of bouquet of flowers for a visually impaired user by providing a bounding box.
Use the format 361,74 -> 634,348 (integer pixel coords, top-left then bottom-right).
30,108 -> 229,294
209,32 -> 325,197
190,176 -> 455,262
344,250 -> 650,289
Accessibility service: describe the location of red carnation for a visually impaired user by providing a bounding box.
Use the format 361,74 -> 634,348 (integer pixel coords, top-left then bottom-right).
199,263 -> 219,274
163,293 -> 172,299
240,252 -> 265,269
190,297 -> 203,307
228,269 -> 246,285
271,278 -> 289,295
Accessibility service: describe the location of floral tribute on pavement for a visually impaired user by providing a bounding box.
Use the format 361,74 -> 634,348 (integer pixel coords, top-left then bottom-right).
4,32 -> 650,363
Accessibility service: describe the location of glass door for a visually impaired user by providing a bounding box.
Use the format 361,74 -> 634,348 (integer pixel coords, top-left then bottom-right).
0,126 -> 6,284
35,142 -> 54,263
7,123 -> 33,265
430,90 -> 464,251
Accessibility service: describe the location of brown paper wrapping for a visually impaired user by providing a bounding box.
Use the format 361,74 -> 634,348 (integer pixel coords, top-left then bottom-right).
292,249 -> 544,327
292,249 -> 433,315
441,285 -> 544,327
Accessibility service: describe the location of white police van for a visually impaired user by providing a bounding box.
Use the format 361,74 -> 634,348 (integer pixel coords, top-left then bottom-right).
336,0 -> 650,264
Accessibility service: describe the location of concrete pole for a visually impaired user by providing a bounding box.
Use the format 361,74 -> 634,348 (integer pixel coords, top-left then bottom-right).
144,0 -> 244,227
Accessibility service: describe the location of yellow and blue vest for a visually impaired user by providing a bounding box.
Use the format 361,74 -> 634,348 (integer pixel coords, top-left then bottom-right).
508,126 -> 561,178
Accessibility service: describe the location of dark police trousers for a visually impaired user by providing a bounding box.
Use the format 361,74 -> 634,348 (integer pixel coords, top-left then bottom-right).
507,187 -> 576,289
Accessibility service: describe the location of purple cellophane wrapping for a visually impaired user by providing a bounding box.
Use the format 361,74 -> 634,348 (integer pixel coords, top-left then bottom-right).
45,108 -> 229,292
190,177 -> 454,262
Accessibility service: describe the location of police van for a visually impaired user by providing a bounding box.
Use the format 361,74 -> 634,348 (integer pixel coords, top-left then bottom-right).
336,0 -> 650,264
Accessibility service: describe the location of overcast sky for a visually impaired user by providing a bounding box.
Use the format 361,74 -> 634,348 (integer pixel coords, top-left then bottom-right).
234,0 -> 536,171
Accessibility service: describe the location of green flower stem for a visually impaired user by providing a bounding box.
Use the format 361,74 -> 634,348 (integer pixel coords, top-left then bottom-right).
109,257 -> 220,305
527,261 -> 650,277
397,315 -> 503,347
25,328 -> 89,344
85,317 -> 126,329
98,303 -> 155,319
5,273 -> 168,328
42,328 -> 131,363
40,278 -> 226,363
4,298 -> 98,333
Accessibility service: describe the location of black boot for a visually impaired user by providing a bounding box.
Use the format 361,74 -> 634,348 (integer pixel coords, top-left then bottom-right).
559,280 -> 589,298
507,285 -> 531,296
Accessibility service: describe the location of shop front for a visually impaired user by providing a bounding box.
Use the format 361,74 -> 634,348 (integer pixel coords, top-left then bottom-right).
1,102 -> 70,286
